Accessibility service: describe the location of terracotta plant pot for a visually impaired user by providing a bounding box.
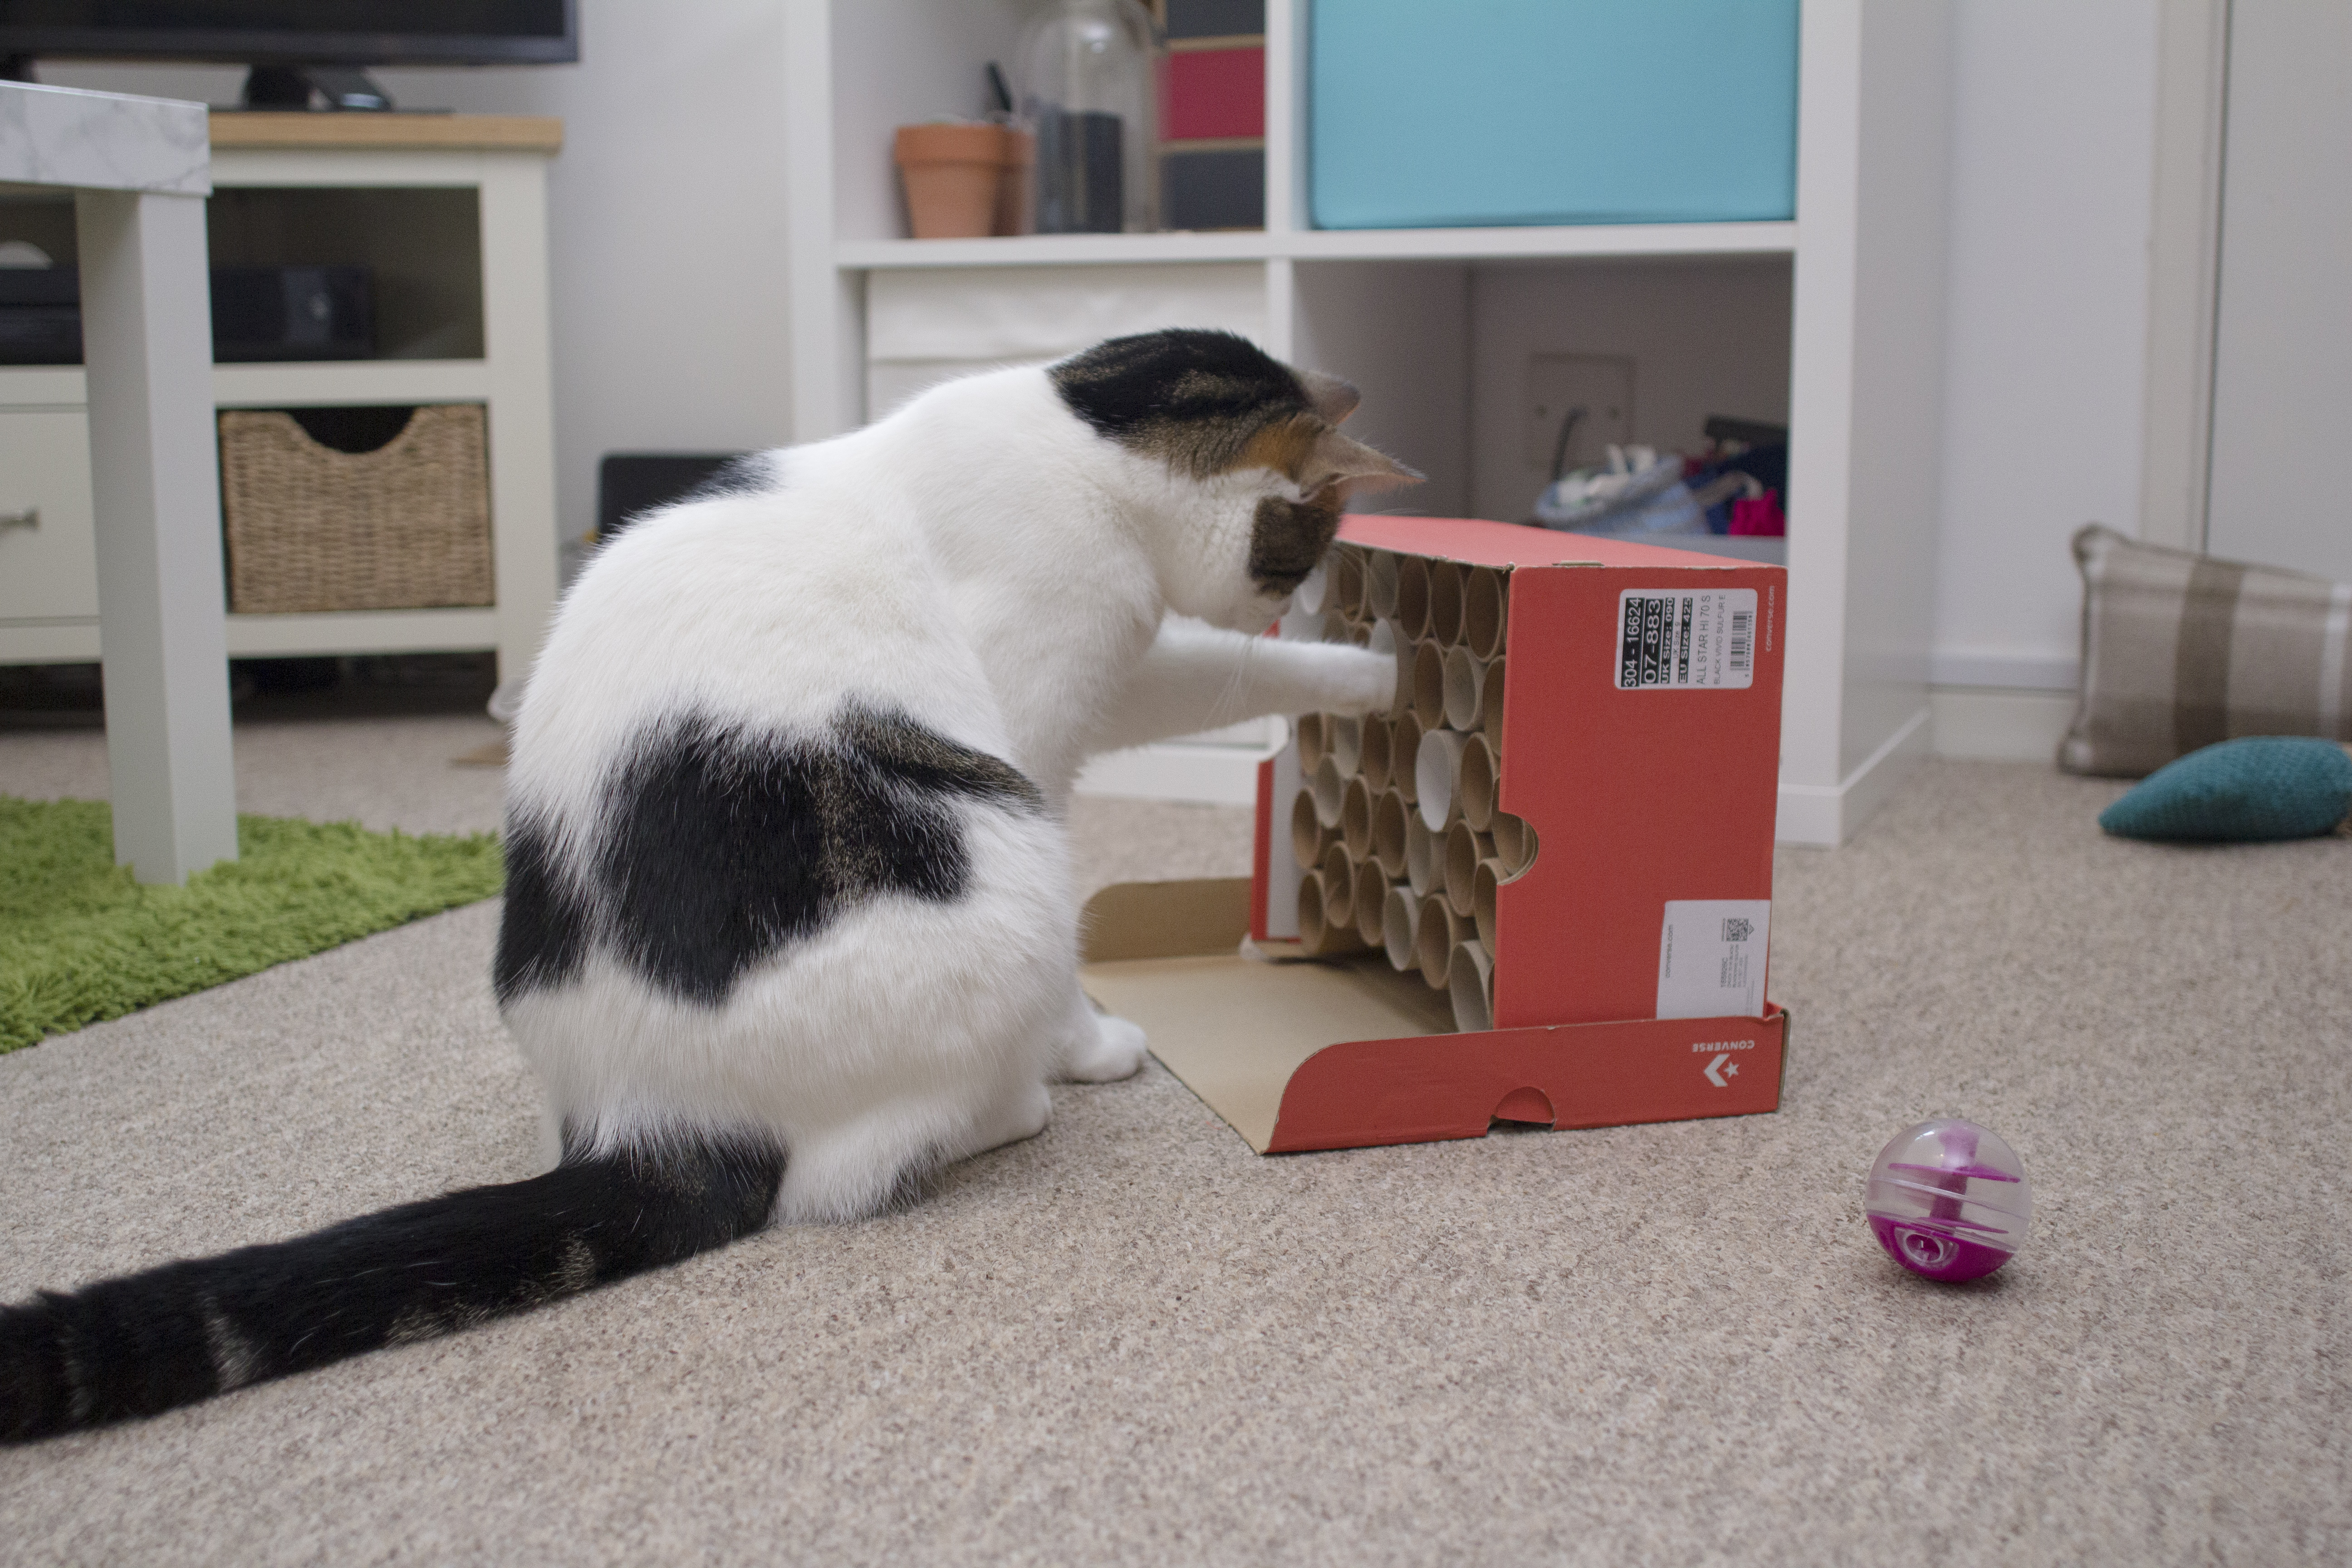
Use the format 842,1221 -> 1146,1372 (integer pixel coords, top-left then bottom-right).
992,125 -> 1035,237
894,122 -> 1005,240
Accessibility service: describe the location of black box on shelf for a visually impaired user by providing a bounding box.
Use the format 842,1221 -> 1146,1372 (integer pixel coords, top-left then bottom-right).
0,264 -> 375,365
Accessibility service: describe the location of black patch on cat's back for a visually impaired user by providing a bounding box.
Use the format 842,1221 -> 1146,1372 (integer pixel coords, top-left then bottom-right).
1051,329 -> 1311,477
595,706 -> 1043,1006
495,812 -> 592,1005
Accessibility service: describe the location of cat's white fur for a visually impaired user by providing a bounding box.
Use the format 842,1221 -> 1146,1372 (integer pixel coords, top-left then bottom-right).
504,363 -> 1395,1223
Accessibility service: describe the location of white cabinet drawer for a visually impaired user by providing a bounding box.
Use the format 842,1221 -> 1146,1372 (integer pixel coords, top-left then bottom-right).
0,410 -> 98,620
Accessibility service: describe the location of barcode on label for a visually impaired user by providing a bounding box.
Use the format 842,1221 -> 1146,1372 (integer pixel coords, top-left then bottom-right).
1613,588 -> 1758,691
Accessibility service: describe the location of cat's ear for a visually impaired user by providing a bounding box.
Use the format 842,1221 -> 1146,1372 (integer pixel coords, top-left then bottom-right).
1297,369 -> 1362,425
1303,426 -> 1424,497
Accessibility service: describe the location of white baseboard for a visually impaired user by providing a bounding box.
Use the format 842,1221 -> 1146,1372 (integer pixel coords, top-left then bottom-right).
1073,743 -> 1271,807
1775,706 -> 1933,846
1931,686 -> 2077,762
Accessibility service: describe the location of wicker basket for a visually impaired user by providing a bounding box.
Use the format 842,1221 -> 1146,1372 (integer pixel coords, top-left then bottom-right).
220,405 -> 494,613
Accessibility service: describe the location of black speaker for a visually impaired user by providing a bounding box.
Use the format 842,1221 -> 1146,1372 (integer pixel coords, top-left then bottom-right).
597,452 -> 750,542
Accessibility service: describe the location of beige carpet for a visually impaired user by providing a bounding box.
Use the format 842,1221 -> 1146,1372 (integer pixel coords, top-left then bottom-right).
1,721 -> 2346,1565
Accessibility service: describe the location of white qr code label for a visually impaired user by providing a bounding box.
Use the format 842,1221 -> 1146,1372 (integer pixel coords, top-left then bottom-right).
1656,900 -> 1771,1019
1613,588 -> 1757,690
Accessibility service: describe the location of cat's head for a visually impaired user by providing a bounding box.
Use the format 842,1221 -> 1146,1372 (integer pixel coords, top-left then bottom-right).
1051,329 -> 1420,631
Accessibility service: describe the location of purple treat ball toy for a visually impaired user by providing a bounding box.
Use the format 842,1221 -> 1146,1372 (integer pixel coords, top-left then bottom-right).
1864,1119 -> 2031,1281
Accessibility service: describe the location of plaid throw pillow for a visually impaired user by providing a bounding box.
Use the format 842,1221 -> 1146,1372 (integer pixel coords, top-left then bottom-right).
2061,524 -> 2352,778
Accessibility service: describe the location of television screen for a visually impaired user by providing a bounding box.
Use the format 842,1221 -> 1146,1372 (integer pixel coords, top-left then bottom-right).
0,1 -> 578,65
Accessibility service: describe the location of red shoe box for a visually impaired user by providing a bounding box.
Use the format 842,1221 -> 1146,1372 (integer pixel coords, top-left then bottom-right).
1082,516 -> 1788,1154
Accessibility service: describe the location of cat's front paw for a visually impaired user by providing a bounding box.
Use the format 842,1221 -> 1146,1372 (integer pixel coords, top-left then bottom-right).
1060,1013 -> 1149,1082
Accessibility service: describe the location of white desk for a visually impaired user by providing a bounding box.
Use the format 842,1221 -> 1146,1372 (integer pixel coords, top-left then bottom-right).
0,80 -> 235,882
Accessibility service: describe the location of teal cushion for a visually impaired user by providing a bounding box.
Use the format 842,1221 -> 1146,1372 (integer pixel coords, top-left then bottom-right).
2099,737 -> 2352,842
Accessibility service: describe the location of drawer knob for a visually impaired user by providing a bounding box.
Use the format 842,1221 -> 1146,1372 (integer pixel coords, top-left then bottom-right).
0,507 -> 37,532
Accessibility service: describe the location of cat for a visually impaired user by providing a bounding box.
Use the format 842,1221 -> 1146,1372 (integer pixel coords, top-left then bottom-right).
0,328 -> 1417,1440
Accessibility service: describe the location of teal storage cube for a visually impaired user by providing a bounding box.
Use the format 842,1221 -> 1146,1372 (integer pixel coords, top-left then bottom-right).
1309,0 -> 1800,229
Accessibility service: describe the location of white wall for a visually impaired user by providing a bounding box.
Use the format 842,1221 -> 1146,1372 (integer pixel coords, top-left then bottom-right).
1929,0 -> 2159,697
37,0 -> 797,556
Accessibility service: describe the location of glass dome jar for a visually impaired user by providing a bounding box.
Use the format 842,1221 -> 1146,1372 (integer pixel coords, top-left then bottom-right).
1017,0 -> 1161,233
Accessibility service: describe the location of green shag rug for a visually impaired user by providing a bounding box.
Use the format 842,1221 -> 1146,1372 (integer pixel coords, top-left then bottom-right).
1,796 -> 504,1053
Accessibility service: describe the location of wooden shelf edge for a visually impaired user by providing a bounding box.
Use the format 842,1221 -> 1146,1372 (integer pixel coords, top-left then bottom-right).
208,113 -> 562,153
838,221 -> 1798,270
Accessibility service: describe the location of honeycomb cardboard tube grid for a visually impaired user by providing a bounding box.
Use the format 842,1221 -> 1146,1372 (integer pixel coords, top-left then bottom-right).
1318,840 -> 1355,924
1296,711 -> 1327,772
1295,869 -> 1366,956
1371,786 -> 1410,879
1340,774 -> 1375,861
1416,727 -> 1467,830
1391,712 -> 1424,806
1380,883 -> 1421,973
1411,641 -> 1449,731
1327,715 -> 1363,777
1414,892 -> 1465,990
1479,657 -> 1507,747
1334,546 -> 1368,621
1290,789 -> 1333,872
1491,809 -> 1538,876
1404,806 -> 1440,897
1366,548 -> 1400,619
1465,564 -> 1509,660
1352,858 -> 1389,945
1445,818 -> 1493,920
1472,855 -> 1505,952
1309,755 -> 1347,827
1359,713 -> 1394,794
1428,559 -> 1465,646
1458,732 -> 1499,833
1442,646 -> 1491,733
1449,936 -> 1494,1032
1394,552 -> 1431,640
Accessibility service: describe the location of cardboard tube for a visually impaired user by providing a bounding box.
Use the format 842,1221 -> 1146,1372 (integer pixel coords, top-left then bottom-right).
1458,732 -> 1499,832
1404,805 -> 1440,897
1479,656 -> 1506,748
1444,818 -> 1492,918
1290,788 -> 1330,872
1395,553 -> 1431,641
1491,811 -> 1539,877
1297,558 -> 1328,615
1473,855 -> 1504,952
1360,714 -> 1393,794
1414,892 -> 1460,990
1341,774 -> 1375,861
1416,727 -> 1466,831
1352,858 -> 1389,944
1465,566 -> 1509,660
1391,711 -> 1423,805
1382,884 -> 1421,973
1368,619 -> 1412,716
1448,938 -> 1494,1033
1441,646 -> 1488,732
1319,840 -> 1355,929
1296,871 -> 1366,957
1296,711 -> 1326,772
1310,754 -> 1347,828
1334,547 -> 1367,622
1367,549 -> 1400,619
1328,715 -> 1363,776
1411,640 -> 1448,731
1428,560 -> 1465,646
1371,786 -> 1410,879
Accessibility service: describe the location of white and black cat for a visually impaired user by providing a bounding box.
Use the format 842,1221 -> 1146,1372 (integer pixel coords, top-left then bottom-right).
0,329 -> 1415,1439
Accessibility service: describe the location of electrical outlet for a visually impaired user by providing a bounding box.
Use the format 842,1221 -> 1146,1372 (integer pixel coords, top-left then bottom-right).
1525,354 -> 1634,475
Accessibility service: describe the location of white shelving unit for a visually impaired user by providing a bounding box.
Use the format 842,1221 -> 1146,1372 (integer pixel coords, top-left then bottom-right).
784,0 -> 1952,843
0,114 -> 561,690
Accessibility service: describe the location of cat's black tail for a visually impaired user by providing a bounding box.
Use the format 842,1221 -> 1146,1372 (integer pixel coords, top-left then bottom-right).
0,1133 -> 784,1443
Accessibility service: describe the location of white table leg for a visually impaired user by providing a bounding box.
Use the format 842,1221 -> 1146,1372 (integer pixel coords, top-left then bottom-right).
74,188 -> 238,884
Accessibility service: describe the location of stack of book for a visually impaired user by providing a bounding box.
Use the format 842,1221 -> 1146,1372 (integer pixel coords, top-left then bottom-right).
1160,0 -> 1264,230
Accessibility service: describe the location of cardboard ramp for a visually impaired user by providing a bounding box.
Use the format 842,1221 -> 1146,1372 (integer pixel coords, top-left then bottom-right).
1083,878 -> 1786,1155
